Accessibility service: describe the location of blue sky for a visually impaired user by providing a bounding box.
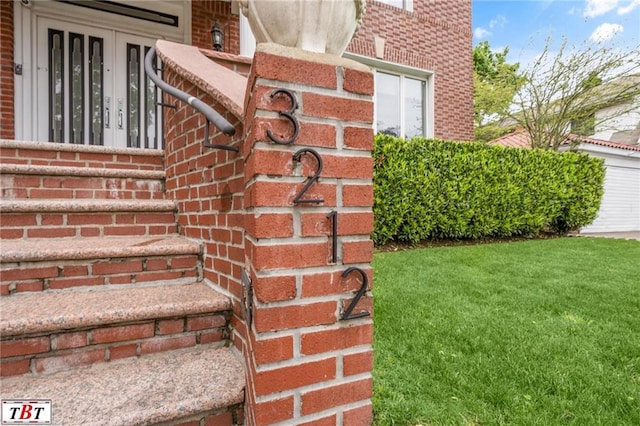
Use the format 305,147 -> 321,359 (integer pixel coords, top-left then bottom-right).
472,0 -> 640,68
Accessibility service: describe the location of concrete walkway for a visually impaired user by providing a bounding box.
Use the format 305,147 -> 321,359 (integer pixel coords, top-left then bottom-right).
577,231 -> 640,241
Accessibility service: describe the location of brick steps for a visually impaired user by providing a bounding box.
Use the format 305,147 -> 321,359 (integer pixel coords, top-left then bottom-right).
0,199 -> 178,239
0,140 -> 245,424
0,282 -> 230,377
0,235 -> 201,294
1,345 -> 245,425
0,163 -> 165,200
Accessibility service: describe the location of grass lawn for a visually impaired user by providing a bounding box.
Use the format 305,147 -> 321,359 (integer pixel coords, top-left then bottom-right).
372,237 -> 640,425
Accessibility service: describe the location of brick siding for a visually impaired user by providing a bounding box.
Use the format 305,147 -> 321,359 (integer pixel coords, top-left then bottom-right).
191,0 -> 240,54
347,0 -> 474,141
0,0 -> 14,139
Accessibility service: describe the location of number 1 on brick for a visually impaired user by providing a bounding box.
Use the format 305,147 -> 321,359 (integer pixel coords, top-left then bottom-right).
327,210 -> 337,263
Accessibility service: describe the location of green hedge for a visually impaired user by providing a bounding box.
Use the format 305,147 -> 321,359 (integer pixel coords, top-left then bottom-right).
373,135 -> 605,244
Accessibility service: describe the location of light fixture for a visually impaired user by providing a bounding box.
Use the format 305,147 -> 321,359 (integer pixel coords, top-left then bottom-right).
211,22 -> 224,52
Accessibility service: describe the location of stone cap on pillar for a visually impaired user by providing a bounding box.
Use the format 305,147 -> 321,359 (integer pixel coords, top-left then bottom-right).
240,0 -> 366,55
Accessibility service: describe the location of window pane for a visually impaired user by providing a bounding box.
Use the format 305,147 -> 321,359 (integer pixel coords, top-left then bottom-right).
404,77 -> 425,138
376,72 -> 400,137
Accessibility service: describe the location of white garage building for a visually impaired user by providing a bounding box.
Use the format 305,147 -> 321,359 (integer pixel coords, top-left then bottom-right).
571,139 -> 640,233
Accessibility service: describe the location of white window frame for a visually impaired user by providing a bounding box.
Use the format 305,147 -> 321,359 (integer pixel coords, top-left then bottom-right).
376,0 -> 414,12
344,52 -> 434,139
239,12 -> 256,58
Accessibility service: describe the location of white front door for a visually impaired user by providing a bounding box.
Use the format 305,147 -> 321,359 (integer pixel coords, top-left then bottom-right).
35,18 -> 161,148
114,32 -> 162,148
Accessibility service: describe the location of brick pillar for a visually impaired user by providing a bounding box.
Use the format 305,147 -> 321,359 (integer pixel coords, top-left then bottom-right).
241,44 -> 375,425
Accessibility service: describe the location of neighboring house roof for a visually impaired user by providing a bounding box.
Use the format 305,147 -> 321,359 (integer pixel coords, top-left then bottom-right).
488,128 -> 530,148
489,128 -> 640,152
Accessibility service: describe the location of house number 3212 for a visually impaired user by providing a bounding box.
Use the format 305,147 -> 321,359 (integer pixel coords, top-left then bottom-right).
268,88 -> 370,321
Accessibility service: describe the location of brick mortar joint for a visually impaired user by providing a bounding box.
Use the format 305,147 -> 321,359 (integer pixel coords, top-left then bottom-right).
251,291 -> 371,309
246,136 -> 372,159
253,373 -> 372,403
253,78 -> 373,101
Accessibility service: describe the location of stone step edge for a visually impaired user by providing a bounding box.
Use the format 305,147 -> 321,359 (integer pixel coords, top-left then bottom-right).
0,198 -> 176,213
0,281 -> 229,337
0,139 -> 164,157
0,163 -> 165,179
0,235 -> 200,263
0,345 -> 245,426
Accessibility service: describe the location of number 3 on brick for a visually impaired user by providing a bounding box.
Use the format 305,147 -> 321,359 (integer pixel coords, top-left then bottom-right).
267,88 -> 300,145
341,267 -> 370,320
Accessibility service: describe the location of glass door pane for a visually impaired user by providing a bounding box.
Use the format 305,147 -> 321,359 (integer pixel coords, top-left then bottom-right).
127,44 -> 141,148
48,29 -> 64,143
89,37 -> 104,145
144,46 -> 157,149
69,33 -> 85,144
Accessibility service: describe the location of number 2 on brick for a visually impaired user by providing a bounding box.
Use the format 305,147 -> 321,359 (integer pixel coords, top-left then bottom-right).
341,267 -> 370,320
292,148 -> 324,204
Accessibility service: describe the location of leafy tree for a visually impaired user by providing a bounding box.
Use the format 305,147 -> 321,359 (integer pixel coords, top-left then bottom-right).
510,38 -> 640,150
473,41 -> 522,141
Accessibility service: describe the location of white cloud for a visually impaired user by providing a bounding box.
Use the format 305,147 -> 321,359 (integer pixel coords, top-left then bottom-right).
568,6 -> 579,15
617,0 -> 640,14
589,22 -> 624,41
489,14 -> 508,29
584,0 -> 618,18
474,27 -> 491,39
474,14 -> 508,40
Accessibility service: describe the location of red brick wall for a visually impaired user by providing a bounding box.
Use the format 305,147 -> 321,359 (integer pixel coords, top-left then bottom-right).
347,0 -> 474,141
191,0 -> 240,55
0,0 -> 15,139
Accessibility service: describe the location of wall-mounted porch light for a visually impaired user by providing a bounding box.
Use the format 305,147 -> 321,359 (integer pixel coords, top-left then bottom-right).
211,22 -> 224,52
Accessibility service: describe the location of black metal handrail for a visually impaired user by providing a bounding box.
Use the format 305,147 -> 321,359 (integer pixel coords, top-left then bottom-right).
144,47 -> 238,151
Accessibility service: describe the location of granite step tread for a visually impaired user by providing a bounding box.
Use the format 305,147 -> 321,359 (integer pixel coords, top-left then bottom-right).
0,282 -> 230,337
0,345 -> 245,426
0,198 -> 176,213
0,139 -> 164,157
0,235 -> 200,263
0,163 -> 165,179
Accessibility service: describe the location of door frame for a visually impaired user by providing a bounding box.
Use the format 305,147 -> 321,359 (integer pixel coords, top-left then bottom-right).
14,0 -> 190,144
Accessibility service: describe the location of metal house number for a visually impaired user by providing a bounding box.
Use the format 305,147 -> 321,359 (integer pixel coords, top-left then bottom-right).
267,88 -> 370,321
